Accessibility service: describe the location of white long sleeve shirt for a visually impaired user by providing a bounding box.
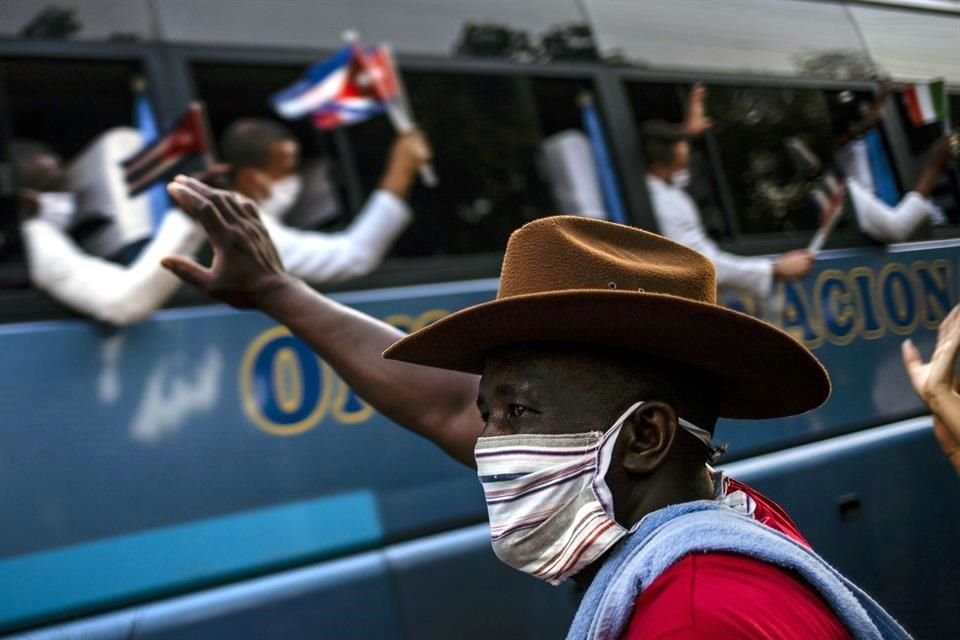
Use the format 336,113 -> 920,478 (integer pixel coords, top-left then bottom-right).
22,209 -> 204,326
839,139 -> 937,244
646,175 -> 773,300
23,188 -> 411,325
847,178 -> 935,244
263,189 -> 412,284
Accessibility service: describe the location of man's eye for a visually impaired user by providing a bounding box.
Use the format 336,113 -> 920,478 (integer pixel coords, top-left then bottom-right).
508,404 -> 528,418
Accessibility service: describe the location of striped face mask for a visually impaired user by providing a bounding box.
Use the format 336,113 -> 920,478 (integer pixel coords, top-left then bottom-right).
474,401 -> 718,585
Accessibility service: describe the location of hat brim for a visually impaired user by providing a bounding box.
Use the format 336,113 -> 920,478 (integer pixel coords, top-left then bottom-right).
383,290 -> 830,420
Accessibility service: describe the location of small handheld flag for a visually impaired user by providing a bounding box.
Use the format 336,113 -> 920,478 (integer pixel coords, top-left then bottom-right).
121,103 -> 213,197
902,79 -> 949,129
314,45 -> 400,130
271,36 -> 437,186
271,46 -> 382,128
808,169 -> 847,254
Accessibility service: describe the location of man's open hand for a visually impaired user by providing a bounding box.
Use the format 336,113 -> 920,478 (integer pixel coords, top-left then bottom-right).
903,303 -> 960,472
162,175 -> 294,309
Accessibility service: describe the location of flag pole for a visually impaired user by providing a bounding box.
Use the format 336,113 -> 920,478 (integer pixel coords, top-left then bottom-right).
381,45 -> 438,187
190,101 -> 217,171
807,184 -> 847,255
343,31 -> 438,187
577,91 -> 627,225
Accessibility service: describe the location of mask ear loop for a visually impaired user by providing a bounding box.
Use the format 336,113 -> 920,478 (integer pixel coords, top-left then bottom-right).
678,418 -> 728,463
705,443 -> 728,463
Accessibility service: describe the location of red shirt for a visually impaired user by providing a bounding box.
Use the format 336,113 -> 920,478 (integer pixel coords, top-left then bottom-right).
621,480 -> 851,639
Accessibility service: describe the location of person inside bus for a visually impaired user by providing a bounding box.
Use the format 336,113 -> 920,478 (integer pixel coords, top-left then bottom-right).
903,304 -> 960,474
160,173 -> 909,639
13,123 -> 429,325
788,84 -> 957,244
215,119 -> 429,284
642,84 -> 815,303
13,135 -> 205,325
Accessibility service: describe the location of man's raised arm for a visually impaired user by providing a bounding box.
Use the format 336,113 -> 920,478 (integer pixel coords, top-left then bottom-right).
161,175 -> 483,466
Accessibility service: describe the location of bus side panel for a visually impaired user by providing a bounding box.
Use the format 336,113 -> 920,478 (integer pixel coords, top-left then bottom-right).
3,551 -> 401,640
2,528 -> 580,640
720,242 -> 960,457
724,418 -> 960,639
384,525 -> 578,639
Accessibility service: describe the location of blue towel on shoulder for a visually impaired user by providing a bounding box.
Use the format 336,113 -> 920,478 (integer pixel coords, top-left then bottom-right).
566,500 -> 910,640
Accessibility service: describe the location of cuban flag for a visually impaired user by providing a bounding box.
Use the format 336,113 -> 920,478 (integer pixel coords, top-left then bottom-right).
271,45 -> 400,130
121,103 -> 212,197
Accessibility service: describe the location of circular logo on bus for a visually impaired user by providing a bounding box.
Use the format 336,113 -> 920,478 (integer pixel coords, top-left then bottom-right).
239,326 -> 333,436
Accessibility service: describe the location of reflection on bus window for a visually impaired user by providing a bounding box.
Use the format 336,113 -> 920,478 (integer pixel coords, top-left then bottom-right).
0,0 -> 151,42
153,1 -> 583,55
708,85 -> 834,235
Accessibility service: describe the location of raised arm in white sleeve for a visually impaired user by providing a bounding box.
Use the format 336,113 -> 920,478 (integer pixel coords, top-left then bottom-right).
646,175 -> 773,300
264,189 -> 412,284
847,178 -> 936,244
22,209 -> 204,325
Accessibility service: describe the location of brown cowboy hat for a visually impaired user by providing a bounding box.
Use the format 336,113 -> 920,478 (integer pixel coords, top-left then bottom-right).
384,216 -> 829,419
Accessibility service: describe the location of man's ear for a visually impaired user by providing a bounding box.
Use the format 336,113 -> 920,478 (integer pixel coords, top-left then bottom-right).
618,401 -> 678,475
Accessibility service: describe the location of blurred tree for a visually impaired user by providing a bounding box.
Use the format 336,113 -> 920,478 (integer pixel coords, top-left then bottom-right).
794,51 -> 883,81
19,5 -> 81,40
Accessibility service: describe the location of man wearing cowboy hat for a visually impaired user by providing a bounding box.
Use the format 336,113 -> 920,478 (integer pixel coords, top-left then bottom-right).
161,175 -> 908,638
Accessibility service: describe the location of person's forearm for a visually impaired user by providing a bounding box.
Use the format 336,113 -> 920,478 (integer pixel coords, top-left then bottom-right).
23,219 -> 184,325
269,192 -> 411,284
379,163 -> 417,201
258,277 -> 482,465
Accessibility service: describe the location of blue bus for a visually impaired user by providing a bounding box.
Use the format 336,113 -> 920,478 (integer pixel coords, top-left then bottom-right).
1,1 -> 959,637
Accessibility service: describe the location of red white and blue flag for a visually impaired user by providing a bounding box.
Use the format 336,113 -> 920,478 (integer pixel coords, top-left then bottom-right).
270,45 -> 401,130
121,103 -> 212,197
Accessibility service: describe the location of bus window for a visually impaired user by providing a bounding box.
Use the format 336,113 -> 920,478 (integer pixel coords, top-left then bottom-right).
346,72 -> 593,257
623,81 -> 730,239
707,85 -> 834,235
191,61 -> 359,231
0,56 -> 144,296
194,61 -> 596,258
